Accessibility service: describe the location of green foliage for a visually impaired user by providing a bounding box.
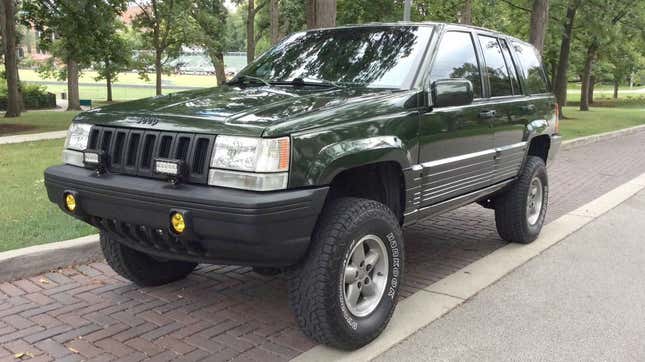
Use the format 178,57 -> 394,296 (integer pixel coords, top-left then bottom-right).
93,23 -> 133,84
21,0 -> 128,66
131,0 -> 193,75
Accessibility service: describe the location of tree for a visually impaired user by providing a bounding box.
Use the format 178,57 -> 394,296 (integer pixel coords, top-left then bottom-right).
190,0 -> 228,86
269,0 -> 280,44
93,25 -> 132,102
528,0 -> 549,54
22,0 -> 127,110
552,0 -> 581,118
244,0 -> 267,63
577,0 -> 634,111
459,0 -> 472,24
0,0 -> 22,117
132,0 -> 190,95
306,0 -> 336,29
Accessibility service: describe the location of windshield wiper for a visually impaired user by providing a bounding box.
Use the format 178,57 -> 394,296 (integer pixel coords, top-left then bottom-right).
290,78 -> 342,89
228,75 -> 271,87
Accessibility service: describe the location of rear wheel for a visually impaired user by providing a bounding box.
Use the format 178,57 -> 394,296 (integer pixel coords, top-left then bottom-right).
495,156 -> 549,243
287,198 -> 404,350
100,233 -> 197,286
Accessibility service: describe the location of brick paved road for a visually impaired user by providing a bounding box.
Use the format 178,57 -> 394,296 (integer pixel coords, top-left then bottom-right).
2,132 -> 645,362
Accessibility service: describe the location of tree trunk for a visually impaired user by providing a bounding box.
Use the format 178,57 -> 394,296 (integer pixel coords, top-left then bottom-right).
270,0 -> 280,44
210,52 -> 226,86
579,41 -> 597,111
247,0 -> 256,63
67,59 -> 81,111
155,49 -> 162,96
529,0 -> 549,54
613,79 -> 619,99
459,0 -> 473,24
106,76 -> 113,102
589,74 -> 595,104
553,1 -> 578,118
1,0 -> 22,117
306,0 -> 336,29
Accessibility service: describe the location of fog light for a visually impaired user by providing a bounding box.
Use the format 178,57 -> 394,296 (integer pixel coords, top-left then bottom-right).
65,194 -> 77,212
170,212 -> 186,234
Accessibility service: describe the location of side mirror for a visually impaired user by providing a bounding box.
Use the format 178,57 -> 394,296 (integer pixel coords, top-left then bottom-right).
430,79 -> 474,108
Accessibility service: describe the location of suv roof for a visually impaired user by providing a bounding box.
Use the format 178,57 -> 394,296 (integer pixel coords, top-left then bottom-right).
305,22 -> 534,50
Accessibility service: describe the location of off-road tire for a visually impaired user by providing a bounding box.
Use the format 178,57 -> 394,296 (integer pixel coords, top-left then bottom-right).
495,156 -> 548,244
287,197 -> 404,350
100,233 -> 197,286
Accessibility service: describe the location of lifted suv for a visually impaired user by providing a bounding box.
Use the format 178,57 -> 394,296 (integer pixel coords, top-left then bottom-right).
45,23 -> 561,350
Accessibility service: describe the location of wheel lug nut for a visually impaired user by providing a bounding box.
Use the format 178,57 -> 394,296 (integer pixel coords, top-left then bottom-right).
364,277 -> 369,284
366,264 -> 372,271
357,282 -> 362,288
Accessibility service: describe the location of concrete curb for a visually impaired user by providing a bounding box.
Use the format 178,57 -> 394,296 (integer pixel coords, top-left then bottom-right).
0,234 -> 101,283
0,130 -> 68,145
561,124 -> 645,150
293,172 -> 645,362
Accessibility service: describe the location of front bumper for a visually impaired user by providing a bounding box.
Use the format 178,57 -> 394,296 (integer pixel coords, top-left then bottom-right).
547,134 -> 562,167
44,165 -> 328,267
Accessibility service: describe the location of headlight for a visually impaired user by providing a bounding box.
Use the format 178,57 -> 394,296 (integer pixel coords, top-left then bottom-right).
210,136 -> 290,172
63,123 -> 92,167
208,136 -> 290,191
64,123 -> 92,151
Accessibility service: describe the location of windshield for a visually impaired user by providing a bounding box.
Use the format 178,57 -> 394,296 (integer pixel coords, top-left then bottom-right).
237,26 -> 433,89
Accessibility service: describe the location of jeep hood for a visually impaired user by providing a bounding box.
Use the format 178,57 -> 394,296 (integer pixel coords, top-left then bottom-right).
74,86 -> 414,137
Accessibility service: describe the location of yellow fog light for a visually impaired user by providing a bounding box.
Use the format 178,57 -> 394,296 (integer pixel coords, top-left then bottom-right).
65,194 -> 77,212
170,212 -> 186,234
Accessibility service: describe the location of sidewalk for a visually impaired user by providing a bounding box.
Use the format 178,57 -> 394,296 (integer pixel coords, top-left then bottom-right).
0,130 -> 67,145
376,189 -> 645,361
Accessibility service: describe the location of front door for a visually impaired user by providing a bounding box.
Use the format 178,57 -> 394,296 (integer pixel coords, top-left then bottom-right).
418,30 -> 496,207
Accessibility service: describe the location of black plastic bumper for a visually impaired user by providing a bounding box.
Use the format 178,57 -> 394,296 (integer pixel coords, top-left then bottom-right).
44,165 -> 328,267
547,134 -> 562,167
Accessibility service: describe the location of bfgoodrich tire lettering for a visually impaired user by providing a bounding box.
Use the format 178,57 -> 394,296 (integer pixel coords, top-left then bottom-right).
495,156 -> 549,243
100,233 -> 197,286
287,197 -> 404,350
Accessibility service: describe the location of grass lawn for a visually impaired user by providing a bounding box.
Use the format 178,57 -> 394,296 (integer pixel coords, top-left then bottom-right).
33,83 -> 189,102
559,106 -> 645,139
0,139 -> 95,252
0,111 -> 79,136
20,68 -> 220,88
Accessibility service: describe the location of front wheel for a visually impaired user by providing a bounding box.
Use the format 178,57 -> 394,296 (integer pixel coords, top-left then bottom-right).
495,156 -> 549,243
287,198 -> 404,350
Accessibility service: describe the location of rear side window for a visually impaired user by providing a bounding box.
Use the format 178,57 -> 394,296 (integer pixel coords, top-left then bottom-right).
430,31 -> 482,98
499,39 -> 521,94
513,42 -> 549,94
477,35 -> 512,97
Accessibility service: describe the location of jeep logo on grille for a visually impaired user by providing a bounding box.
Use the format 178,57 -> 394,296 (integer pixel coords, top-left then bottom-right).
134,117 -> 159,126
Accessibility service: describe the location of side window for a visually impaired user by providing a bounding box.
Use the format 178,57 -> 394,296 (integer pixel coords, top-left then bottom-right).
430,31 -> 482,99
513,42 -> 549,94
499,39 -> 521,95
477,35 -> 512,97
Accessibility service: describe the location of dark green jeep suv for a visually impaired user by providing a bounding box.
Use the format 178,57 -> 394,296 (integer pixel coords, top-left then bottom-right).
45,22 -> 561,350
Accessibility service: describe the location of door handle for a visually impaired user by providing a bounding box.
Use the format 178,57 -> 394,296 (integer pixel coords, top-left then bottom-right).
479,110 -> 496,119
521,104 -> 536,112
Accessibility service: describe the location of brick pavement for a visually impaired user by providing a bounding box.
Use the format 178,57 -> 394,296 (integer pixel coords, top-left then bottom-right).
2,131 -> 645,361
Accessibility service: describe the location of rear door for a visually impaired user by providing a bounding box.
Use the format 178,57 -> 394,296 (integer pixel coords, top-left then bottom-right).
418,30 -> 496,207
475,34 -> 529,184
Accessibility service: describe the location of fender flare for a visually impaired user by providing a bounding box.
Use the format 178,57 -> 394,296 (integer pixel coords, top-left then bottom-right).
306,136 -> 412,185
